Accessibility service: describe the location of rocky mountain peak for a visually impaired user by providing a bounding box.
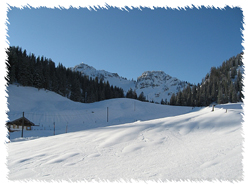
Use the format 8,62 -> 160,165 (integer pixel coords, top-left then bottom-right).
72,63 -> 96,72
71,63 -> 189,103
137,71 -> 172,83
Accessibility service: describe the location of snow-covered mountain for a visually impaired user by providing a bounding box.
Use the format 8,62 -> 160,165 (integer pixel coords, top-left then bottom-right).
71,63 -> 136,93
71,63 -> 189,103
136,71 -> 188,102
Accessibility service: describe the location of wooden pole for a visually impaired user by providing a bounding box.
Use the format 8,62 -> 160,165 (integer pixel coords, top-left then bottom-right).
107,107 -> 109,122
54,122 -> 55,135
21,112 -> 24,137
66,122 -> 68,133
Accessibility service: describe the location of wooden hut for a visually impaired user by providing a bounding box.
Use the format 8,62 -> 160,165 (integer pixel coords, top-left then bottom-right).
6,117 -> 37,132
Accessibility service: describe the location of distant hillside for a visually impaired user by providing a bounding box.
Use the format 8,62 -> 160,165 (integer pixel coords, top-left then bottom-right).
6,46 -> 124,103
169,52 -> 244,106
70,63 -> 136,95
135,71 -> 189,103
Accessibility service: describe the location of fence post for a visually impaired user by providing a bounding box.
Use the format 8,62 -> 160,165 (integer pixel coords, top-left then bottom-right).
21,112 -> 24,137
53,122 -> 55,135
107,107 -> 109,122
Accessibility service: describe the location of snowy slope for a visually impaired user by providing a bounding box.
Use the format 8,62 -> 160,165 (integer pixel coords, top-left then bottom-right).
7,84 -> 193,140
6,84 -> 243,181
71,63 -> 188,103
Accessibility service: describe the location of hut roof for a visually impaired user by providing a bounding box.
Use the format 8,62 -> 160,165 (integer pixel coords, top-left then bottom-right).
6,117 -> 35,126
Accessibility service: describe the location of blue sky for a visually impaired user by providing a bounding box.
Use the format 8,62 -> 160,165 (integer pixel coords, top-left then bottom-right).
7,6 -> 243,84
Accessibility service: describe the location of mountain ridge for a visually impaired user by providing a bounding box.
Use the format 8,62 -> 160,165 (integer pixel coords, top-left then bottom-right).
71,63 -> 189,103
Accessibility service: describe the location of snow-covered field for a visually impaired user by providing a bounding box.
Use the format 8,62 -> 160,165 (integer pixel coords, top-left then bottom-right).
6,85 -> 243,182
7,84 -> 193,140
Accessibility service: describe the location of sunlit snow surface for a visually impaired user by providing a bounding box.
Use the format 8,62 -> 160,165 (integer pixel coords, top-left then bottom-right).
6,85 -> 243,181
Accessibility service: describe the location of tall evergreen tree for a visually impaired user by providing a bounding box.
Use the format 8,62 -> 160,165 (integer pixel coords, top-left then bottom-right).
217,87 -> 224,104
70,76 -> 82,102
104,81 -> 111,99
126,88 -> 133,98
138,92 -> 146,102
169,93 -> 176,105
229,82 -> 237,103
236,69 -> 244,101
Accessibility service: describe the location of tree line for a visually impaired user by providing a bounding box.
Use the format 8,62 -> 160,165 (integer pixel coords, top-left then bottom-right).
5,46 -> 124,103
168,52 -> 244,107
